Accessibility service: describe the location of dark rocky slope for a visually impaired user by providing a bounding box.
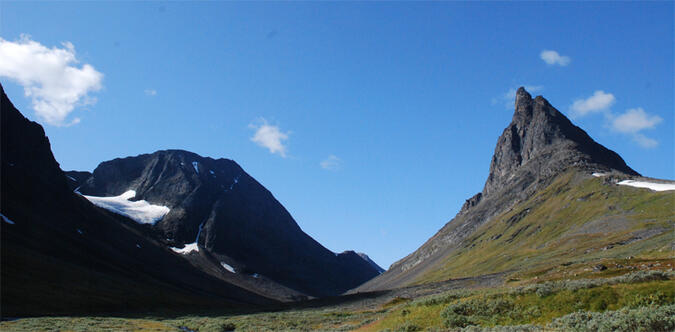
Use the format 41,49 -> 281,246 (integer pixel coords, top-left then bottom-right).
0,84 -> 276,316
357,252 -> 386,274
355,87 -> 639,292
70,151 -> 380,298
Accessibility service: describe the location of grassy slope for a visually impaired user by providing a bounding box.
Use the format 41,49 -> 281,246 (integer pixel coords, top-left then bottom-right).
358,276 -> 674,331
416,170 -> 674,285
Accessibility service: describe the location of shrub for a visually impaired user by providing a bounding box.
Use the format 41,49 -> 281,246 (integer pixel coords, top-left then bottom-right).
628,291 -> 670,308
461,325 -> 539,331
221,322 -> 236,331
508,270 -> 673,297
549,304 -> 675,332
413,289 -> 474,307
441,298 -> 519,327
394,321 -> 421,332
534,283 -> 554,297
445,312 -> 476,328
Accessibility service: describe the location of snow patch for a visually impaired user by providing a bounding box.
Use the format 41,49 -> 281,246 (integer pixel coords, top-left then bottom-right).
592,172 -> 606,177
209,170 -> 215,175
220,262 -> 236,273
82,190 -> 170,224
617,180 -> 675,192
171,242 -> 199,254
136,244 -> 142,248
225,175 -> 241,192
1,213 -> 15,225
252,273 -> 260,278
192,161 -> 199,174
67,175 -> 77,181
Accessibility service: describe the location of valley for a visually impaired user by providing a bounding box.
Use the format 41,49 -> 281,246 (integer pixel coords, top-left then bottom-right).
1,83 -> 673,331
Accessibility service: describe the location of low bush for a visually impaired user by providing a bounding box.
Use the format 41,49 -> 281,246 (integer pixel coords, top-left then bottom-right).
441,297 -> 521,328
549,304 -> 675,332
460,325 -> 539,331
509,270 -> 673,297
413,289 -> 475,307
445,304 -> 675,331
395,321 -> 422,331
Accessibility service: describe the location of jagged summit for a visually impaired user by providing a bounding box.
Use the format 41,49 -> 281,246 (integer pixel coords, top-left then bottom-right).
514,86 -> 532,107
483,87 -> 638,197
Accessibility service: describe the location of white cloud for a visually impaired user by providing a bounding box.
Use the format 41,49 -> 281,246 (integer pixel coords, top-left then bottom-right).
605,107 -> 662,148
494,85 -> 543,109
632,134 -> 658,149
249,119 -> 290,157
540,50 -> 571,66
611,107 -> 662,135
570,90 -> 615,117
569,90 -> 662,149
611,107 -> 662,134
144,89 -> 157,96
320,155 -> 342,171
0,35 -> 103,126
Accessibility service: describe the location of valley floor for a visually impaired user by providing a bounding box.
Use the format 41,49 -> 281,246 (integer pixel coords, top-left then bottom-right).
2,258 -> 673,332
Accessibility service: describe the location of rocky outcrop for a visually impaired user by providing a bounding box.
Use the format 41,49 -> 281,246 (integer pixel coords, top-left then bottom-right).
482,87 -> 637,197
354,87 -> 639,292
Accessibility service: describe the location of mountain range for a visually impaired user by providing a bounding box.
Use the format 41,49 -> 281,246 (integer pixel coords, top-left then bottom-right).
0,83 -> 380,316
2,83 -> 672,319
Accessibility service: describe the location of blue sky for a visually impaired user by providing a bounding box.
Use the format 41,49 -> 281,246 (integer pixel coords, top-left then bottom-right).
1,1 -> 672,269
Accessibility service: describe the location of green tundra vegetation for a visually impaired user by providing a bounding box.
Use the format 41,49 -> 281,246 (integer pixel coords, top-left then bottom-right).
364,271 -> 674,331
2,271 -> 673,331
416,171 -> 674,285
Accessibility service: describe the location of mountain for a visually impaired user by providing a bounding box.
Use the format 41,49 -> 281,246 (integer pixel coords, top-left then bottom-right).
67,150 -> 381,298
355,87 -> 672,292
0,84 -> 279,316
357,252 -> 386,274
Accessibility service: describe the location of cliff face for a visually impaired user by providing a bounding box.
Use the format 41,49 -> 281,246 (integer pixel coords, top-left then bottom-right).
483,87 -> 637,198
355,87 -> 639,292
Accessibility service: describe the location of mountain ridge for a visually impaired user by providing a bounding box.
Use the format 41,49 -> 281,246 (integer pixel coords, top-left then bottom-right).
70,148 -> 382,298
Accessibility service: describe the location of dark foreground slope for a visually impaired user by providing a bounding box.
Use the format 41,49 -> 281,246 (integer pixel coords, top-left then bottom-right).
70,149 -> 380,298
0,84 -> 277,316
355,87 -> 670,292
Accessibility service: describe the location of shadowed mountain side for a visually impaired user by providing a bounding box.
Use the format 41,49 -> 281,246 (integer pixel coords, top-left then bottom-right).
70,152 -> 380,298
0,84 -> 277,316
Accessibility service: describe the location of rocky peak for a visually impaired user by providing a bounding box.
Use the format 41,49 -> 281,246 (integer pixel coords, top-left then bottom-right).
482,87 -> 638,198
74,149 -> 381,297
354,87 -> 642,293
515,86 -> 532,108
